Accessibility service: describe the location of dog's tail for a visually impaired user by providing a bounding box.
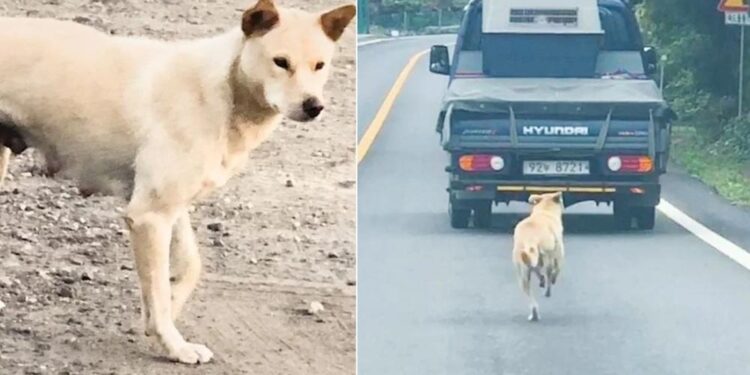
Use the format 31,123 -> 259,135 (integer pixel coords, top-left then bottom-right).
520,244 -> 540,269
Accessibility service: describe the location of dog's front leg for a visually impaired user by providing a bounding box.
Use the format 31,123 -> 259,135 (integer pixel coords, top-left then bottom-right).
0,146 -> 10,185
125,206 -> 213,364
170,210 -> 202,321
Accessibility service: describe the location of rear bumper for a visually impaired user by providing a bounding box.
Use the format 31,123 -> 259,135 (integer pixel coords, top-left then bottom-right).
450,179 -> 660,207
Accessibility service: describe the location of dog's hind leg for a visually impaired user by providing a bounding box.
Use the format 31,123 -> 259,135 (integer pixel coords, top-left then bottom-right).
518,265 -> 539,321
544,266 -> 553,298
169,211 -> 202,322
0,146 -> 10,185
125,202 -> 213,365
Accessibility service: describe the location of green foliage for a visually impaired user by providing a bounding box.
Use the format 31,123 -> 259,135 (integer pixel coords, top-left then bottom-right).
370,0 -> 467,32
672,128 -> 750,206
639,0 -> 740,111
639,0 -> 750,158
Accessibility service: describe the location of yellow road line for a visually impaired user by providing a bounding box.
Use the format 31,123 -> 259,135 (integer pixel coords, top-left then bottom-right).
357,49 -> 429,164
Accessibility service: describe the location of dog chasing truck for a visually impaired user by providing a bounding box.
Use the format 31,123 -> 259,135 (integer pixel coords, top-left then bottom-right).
429,0 -> 675,230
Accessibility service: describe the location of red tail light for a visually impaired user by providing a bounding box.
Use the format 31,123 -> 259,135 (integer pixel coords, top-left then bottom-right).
459,154 -> 505,172
607,156 -> 653,173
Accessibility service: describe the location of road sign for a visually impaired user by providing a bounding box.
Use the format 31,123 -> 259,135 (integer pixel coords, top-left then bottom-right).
726,11 -> 750,25
719,0 -> 749,12
719,0 -> 749,117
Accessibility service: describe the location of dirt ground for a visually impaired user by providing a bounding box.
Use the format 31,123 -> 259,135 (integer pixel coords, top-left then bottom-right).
0,0 -> 356,374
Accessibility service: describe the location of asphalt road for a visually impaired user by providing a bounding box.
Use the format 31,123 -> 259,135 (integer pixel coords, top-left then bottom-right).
357,37 -> 750,375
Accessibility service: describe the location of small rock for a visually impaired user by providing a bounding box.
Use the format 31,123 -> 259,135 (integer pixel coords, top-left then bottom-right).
327,252 -> 339,259
68,258 -> 84,266
81,271 -> 93,281
0,276 -> 13,288
346,279 -> 356,286
338,180 -> 356,188
207,222 -> 223,232
120,264 -> 133,271
58,286 -> 75,299
307,301 -> 325,315
72,16 -> 91,25
36,270 -> 53,281
212,238 -> 226,247
0,300 -> 5,311
285,179 -> 294,188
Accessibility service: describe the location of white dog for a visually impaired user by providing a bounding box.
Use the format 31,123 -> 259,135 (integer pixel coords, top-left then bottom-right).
0,0 -> 355,364
512,192 -> 565,321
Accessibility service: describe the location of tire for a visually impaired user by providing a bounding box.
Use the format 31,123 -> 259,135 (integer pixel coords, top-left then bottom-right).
450,200 -> 471,229
613,202 -> 633,230
473,202 -> 492,229
633,206 -> 656,230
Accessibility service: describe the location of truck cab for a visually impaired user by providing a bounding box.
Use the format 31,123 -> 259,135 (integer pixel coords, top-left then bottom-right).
429,0 -> 674,230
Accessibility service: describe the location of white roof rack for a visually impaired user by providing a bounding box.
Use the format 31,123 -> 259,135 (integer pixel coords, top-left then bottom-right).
483,0 -> 604,34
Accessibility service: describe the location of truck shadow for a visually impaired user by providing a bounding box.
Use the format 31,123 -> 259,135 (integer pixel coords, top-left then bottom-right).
482,213 -> 640,235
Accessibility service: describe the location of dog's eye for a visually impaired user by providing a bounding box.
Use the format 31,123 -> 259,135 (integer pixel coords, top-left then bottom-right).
273,57 -> 290,70
315,62 -> 325,71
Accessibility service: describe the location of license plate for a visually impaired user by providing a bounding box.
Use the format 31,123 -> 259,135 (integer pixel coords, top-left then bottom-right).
523,160 -> 590,175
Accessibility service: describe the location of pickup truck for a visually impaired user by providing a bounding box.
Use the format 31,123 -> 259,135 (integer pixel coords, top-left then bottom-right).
429,0 -> 675,230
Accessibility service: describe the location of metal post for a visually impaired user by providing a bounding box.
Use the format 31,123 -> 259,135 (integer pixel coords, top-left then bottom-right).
740,25 -> 745,118
659,61 -> 665,92
660,54 -> 668,93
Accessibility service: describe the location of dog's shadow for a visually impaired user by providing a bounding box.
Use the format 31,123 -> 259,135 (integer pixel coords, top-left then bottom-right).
440,308 -> 598,328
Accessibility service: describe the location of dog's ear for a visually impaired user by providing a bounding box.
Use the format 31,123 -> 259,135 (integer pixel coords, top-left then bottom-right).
242,0 -> 280,37
320,4 -> 356,41
552,192 -> 563,204
528,194 -> 542,205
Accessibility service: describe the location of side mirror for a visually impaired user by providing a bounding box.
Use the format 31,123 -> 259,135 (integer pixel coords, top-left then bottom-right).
429,45 -> 450,75
642,46 -> 658,75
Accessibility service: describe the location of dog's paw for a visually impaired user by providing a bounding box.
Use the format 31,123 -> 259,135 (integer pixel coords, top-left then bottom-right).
528,308 -> 540,322
545,288 -> 551,298
170,342 -> 214,364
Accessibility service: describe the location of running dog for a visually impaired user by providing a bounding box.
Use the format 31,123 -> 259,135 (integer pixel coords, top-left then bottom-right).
512,192 -> 565,321
0,0 -> 355,364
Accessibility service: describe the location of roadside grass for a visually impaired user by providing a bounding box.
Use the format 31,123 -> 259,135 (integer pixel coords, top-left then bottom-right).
671,126 -> 750,206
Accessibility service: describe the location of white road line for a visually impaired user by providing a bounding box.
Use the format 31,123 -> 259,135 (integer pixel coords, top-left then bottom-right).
658,199 -> 750,270
358,38 -> 386,46
358,36 -> 423,47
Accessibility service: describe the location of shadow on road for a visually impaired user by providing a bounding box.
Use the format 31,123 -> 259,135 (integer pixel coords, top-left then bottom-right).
481,213 -> 639,236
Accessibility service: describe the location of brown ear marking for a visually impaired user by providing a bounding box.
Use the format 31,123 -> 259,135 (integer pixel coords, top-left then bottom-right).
242,0 -> 280,37
320,4 -> 356,41
552,192 -> 562,203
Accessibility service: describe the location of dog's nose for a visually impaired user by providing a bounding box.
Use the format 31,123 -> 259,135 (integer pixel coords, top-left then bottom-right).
302,97 -> 324,119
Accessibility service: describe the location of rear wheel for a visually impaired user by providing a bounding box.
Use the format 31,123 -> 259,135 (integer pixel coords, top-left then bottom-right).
449,200 -> 470,229
633,206 -> 656,230
613,202 -> 633,230
473,202 -> 493,229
